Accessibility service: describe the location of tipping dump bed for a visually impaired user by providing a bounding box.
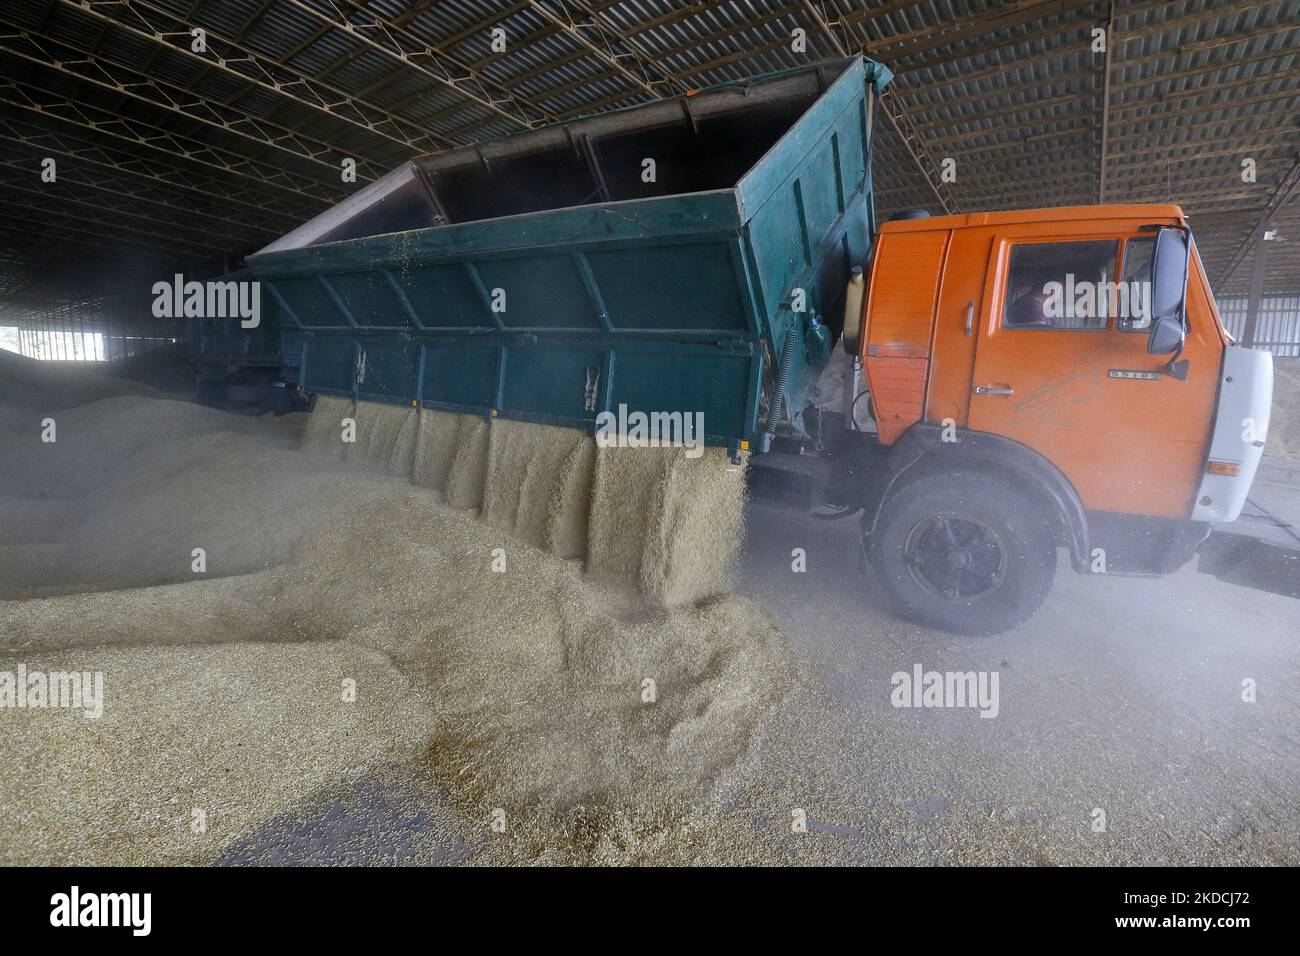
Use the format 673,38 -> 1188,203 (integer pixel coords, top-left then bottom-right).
247,56 -> 891,453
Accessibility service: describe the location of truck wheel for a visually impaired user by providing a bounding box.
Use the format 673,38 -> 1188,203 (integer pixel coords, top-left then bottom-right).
868,471 -> 1056,635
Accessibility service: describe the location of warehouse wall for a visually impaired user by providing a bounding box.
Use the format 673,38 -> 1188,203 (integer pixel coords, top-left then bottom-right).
1218,293 -> 1300,357
0,298 -> 181,362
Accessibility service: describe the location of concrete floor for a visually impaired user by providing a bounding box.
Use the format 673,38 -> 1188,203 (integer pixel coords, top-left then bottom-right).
732,457 -> 1300,864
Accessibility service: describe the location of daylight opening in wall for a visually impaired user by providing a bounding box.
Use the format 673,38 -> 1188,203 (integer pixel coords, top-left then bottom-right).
6,329 -> 107,361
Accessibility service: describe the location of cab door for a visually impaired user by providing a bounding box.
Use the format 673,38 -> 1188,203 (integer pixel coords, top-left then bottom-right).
965,228 -> 1217,519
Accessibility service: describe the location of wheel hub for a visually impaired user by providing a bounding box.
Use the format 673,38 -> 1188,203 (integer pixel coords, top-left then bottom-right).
903,513 -> 1008,602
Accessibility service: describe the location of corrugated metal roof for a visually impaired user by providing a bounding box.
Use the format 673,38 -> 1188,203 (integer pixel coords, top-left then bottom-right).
0,0 -> 1295,311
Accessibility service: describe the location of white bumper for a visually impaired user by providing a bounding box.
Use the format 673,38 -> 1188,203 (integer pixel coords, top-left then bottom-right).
1191,346 -> 1273,522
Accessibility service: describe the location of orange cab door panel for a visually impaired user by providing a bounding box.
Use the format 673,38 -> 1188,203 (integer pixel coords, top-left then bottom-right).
965,229 -> 1219,520
862,228 -> 949,443
925,227 -> 994,427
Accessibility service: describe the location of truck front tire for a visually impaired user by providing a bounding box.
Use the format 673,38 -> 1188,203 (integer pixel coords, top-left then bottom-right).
868,471 -> 1056,635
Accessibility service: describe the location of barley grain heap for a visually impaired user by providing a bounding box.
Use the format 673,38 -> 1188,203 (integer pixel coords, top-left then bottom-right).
0,394 -> 793,865
301,396 -> 748,606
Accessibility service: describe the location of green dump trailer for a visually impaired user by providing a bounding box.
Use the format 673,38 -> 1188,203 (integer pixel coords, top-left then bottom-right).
242,56 -> 892,457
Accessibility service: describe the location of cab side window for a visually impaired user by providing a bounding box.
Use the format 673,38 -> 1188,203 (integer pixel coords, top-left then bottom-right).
1118,237 -> 1154,331
1002,240 -> 1118,331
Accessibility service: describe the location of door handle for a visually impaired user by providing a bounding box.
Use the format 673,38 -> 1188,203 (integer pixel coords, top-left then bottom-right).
974,385 -> 1014,396
964,300 -> 974,336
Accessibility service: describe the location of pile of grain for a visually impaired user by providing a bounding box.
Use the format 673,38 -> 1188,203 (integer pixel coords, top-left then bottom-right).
0,348 -> 171,412
300,396 -> 747,606
0,641 -> 440,866
0,397 -> 341,594
0,393 -> 793,865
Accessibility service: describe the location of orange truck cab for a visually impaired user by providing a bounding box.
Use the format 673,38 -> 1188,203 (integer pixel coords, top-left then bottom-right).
777,203 -> 1280,634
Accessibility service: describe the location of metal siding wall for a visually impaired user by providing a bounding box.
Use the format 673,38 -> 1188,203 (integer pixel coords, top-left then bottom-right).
1218,294 -> 1300,357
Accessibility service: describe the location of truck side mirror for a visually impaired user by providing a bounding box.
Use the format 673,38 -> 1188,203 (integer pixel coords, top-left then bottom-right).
1148,314 -> 1184,356
1147,227 -> 1189,356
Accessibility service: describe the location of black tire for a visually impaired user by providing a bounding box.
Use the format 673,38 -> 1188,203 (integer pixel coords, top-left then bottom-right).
867,470 -> 1056,635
